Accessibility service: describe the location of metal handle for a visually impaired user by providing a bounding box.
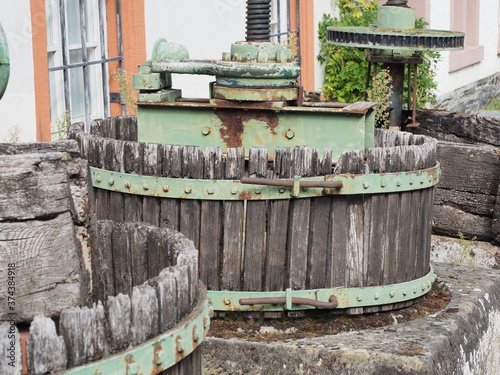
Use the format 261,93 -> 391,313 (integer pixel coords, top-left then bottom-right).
239,295 -> 338,310
240,177 -> 343,189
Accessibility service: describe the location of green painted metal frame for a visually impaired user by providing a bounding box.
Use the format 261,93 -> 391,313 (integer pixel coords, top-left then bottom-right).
0,22 -> 10,100
56,283 -> 212,375
208,267 -> 435,312
90,163 -> 440,200
136,102 -> 375,160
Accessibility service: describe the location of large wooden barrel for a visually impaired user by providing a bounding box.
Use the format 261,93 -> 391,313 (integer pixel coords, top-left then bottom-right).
0,143 -> 209,375
71,116 -> 438,316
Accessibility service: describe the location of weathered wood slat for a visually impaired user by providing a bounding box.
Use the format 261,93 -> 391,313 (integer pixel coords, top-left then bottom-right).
243,148 -> 268,292
160,145 -> 182,231
143,143 -> 162,226
27,316 -> 67,374
307,196 -> 331,289
105,138 -> 125,222
221,148 -> 245,291
123,141 -> 144,222
106,294 -> 131,353
264,148 -> 291,292
93,221 -> 115,303
111,224 -> 132,295
200,147 -> 223,290
131,284 -> 159,346
130,222 -> 150,286
179,146 -> 203,249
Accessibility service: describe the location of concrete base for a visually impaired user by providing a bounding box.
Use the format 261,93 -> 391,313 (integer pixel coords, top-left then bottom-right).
202,263 -> 500,374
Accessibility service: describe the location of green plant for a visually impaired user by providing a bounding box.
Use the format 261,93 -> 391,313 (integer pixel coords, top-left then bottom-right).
51,110 -> 71,141
112,68 -> 137,115
485,99 -> 500,111
367,68 -> 393,128
2,125 -> 21,143
458,232 -> 478,267
318,2 -> 440,107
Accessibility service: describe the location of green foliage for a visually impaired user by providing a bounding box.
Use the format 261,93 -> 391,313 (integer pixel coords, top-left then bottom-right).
112,69 -> 137,115
2,125 -> 21,143
318,2 -> 440,108
367,68 -> 393,128
458,232 -> 478,267
485,99 -> 500,111
51,110 -> 71,141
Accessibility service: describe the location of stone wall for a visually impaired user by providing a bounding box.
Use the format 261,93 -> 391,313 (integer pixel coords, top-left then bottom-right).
435,72 -> 500,113
408,109 -> 500,244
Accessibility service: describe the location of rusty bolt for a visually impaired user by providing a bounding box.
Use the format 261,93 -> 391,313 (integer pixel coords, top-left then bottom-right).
202,127 -> 211,135
155,349 -> 166,365
143,183 -> 149,191
95,175 -> 102,183
108,178 -> 114,186
286,130 -> 295,139
185,186 -> 192,194
193,325 -> 200,342
176,337 -> 184,353
124,181 -> 131,188
223,298 -> 231,305
207,187 -> 215,195
255,188 -> 262,195
163,185 -> 170,192
230,187 -> 238,195
279,188 -> 285,194
128,362 -> 139,375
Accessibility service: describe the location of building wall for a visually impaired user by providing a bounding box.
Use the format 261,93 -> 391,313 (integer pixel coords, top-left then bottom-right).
0,2 -> 37,142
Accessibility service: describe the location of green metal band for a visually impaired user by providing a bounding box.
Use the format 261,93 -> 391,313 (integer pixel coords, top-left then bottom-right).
90,163 -> 440,200
58,283 -> 212,375
208,267 -> 435,312
0,22 -> 10,100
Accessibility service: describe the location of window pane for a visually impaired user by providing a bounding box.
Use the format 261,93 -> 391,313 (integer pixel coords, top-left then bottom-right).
66,0 -> 82,46
69,50 -> 85,119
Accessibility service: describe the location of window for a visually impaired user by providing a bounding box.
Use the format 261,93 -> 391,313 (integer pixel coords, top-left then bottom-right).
449,0 -> 484,71
46,0 -> 123,129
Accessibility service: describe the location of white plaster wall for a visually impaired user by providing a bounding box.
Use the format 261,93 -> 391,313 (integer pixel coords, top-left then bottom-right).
430,0 -> 500,99
0,2 -> 36,142
145,0 -> 246,98
313,0 -> 336,91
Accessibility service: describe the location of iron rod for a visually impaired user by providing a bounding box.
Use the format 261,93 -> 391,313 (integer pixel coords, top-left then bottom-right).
48,56 -> 122,72
240,176 -> 343,189
239,296 -> 339,309
79,0 -> 91,129
116,0 -> 125,115
98,0 -> 110,118
59,0 -> 71,119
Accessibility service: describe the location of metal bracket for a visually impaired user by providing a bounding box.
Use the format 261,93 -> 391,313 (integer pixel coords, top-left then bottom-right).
208,268 -> 435,312
90,163 -> 440,201
58,282 -> 212,375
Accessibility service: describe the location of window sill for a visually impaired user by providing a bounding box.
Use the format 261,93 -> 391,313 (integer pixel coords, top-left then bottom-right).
449,45 -> 484,72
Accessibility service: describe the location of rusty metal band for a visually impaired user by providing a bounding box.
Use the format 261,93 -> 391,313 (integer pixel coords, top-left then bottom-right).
208,267 -> 435,312
57,283 -> 212,375
89,163 -> 440,201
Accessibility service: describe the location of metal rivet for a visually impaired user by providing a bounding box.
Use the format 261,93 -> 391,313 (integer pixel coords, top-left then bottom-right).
176,337 -> 184,353
128,362 -> 138,375
108,178 -> 114,186
374,293 -> 380,300
409,178 -> 414,185
223,298 -> 231,305
124,181 -> 131,188
207,187 -> 215,195
421,283 -> 426,291
185,186 -> 192,194
380,180 -> 386,187
402,290 -> 408,296
389,290 -> 395,298
420,178 -> 425,184
428,176 -> 433,182
413,287 -> 418,294
143,183 -> 149,191
163,185 -> 170,192
95,175 -> 101,183
286,130 -> 295,139
231,187 -> 237,195
302,187 -> 308,192
363,182 -> 370,189
202,127 -> 211,135
193,325 -> 200,342
204,315 -> 211,330
279,188 -> 286,194
255,188 -> 262,195
356,295 -> 363,301
396,180 -> 402,187
155,349 -> 166,365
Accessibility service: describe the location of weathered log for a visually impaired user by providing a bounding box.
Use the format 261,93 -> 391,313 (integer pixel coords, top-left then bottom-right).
0,322 -> 22,375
